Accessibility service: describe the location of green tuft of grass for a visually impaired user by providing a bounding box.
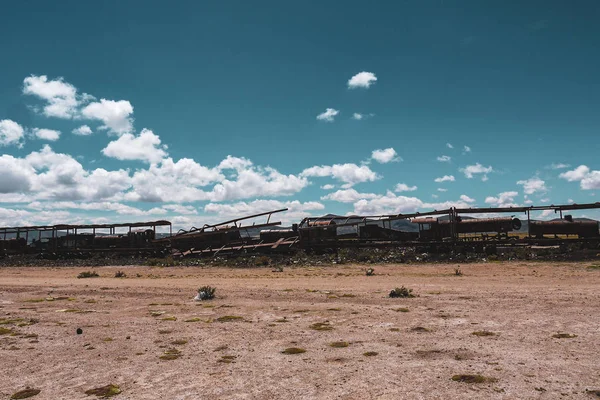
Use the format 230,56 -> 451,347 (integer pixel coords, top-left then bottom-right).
218,355 -> 237,363
159,348 -> 181,360
184,318 -> 201,323
0,327 -> 14,335
363,351 -> 378,357
329,341 -> 349,348
393,308 -> 410,312
11,388 -> 41,399
84,384 -> 121,397
171,339 -> 188,345
552,333 -> 577,339
281,347 -> 306,354
411,326 -> 431,333
451,374 -> 497,384
587,265 -> 600,270
216,316 -> 243,322
310,322 -> 333,331
161,316 -> 177,321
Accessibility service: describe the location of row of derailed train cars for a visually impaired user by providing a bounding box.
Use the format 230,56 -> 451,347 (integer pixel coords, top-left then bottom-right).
1,203 -> 600,257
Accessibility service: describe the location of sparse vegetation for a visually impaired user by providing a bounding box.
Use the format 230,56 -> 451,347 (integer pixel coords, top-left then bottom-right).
255,255 -> 271,266
310,322 -> 333,331
411,326 -> 431,332
587,265 -> 600,270
196,286 -> 216,300
363,351 -> 378,356
365,268 -> 375,276
84,384 -> 121,397
161,316 -> 177,321
451,374 -> 497,384
77,271 -> 99,279
389,286 -> 415,298
272,266 -> 283,272
10,388 -> 40,399
393,308 -> 409,312
114,271 -> 126,278
282,347 -> 306,354
219,355 -> 237,363
216,315 -> 243,322
159,348 -> 181,360
454,266 -> 463,276
472,331 -> 496,337
171,339 -> 188,345
552,333 -> 577,339
147,256 -> 177,267
329,341 -> 349,348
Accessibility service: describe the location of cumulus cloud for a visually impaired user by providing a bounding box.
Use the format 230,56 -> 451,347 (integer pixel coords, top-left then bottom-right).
32,128 -> 60,141
102,128 -> 167,164
460,163 -> 493,180
22,75 -> 82,118
72,125 -> 93,136
0,155 -> 34,193
321,189 -> 379,203
351,191 -> 470,215
347,72 -> 377,89
204,200 -> 324,224
395,183 -> 417,192
460,194 -> 475,203
81,99 -> 134,135
559,165 -> 600,190
321,184 -> 335,190
437,188 -> 448,192
371,148 -> 401,163
0,119 -> 25,147
485,191 -> 519,207
446,143 -> 453,149
301,163 -> 379,188
516,177 -> 547,195
463,145 -> 471,153
434,175 -> 455,183
437,155 -> 451,162
352,113 -> 364,120
316,108 -> 339,122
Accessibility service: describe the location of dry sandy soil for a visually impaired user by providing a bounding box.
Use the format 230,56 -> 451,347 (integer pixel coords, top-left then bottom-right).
1,261 -> 599,399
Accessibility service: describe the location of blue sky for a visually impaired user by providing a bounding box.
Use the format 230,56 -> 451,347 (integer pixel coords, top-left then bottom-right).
0,0 -> 599,228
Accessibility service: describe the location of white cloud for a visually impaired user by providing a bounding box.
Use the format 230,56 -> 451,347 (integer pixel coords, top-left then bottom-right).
352,113 -> 363,120
32,128 -> 61,141
371,148 -> 401,163
72,125 -> 93,136
102,128 -> 167,164
321,189 -> 379,203
22,75 -> 81,118
81,99 -> 134,135
437,155 -> 451,162
538,209 -> 554,219
347,72 -> 377,89
321,184 -> 335,190
204,200 -> 324,224
0,155 -> 34,193
217,155 -> 253,172
463,145 -> 471,153
301,163 -> 379,188
434,175 -> 455,183
485,191 -> 519,207
460,163 -> 493,180
316,108 -> 339,122
446,143 -> 453,149
437,188 -> 448,192
516,177 -> 547,195
0,119 -> 25,147
351,191 -> 470,215
460,194 -> 475,203
395,183 -> 417,192
548,163 -> 570,170
559,165 -> 600,190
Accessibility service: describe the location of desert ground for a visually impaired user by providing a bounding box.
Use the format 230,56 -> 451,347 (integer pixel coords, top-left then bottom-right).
1,261 -> 599,399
